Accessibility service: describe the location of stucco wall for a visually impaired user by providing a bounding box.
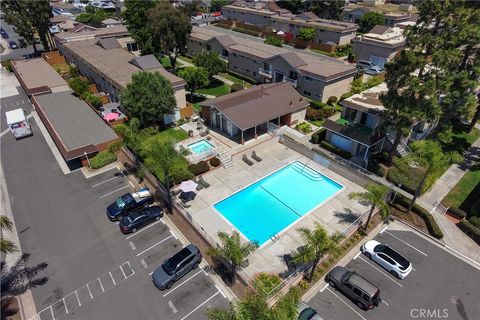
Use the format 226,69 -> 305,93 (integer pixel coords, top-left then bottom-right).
353,39 -> 404,62
321,76 -> 354,103
222,9 -> 272,27
290,108 -> 307,125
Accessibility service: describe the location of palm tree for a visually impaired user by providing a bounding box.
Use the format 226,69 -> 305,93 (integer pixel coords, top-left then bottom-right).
1,215 -> 17,254
293,223 -> 343,282
207,231 -> 258,284
349,183 -> 390,230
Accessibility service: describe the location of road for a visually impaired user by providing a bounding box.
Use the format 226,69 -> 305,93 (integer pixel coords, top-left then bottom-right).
0,19 -> 45,61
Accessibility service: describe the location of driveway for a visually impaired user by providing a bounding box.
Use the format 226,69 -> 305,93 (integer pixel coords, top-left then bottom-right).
306,223 -> 480,320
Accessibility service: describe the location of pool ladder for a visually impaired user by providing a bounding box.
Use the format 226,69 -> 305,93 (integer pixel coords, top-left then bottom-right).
270,233 -> 280,242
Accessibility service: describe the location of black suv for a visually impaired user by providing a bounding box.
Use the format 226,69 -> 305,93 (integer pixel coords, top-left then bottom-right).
152,245 -> 202,290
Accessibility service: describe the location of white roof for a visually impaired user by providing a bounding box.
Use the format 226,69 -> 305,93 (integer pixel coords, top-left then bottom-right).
5,109 -> 26,124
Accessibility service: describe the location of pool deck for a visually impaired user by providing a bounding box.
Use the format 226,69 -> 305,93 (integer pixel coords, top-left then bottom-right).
175,139 -> 369,276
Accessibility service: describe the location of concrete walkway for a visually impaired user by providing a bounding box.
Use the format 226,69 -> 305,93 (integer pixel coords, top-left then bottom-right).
213,74 -> 234,86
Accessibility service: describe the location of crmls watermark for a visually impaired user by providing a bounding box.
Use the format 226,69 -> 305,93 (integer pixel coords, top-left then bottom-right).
410,309 -> 449,318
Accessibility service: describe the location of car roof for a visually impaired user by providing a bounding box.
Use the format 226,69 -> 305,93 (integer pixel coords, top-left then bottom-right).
348,273 -> 379,296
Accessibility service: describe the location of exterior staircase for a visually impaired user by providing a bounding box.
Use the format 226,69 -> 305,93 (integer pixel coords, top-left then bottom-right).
217,150 -> 234,168
387,133 -> 418,168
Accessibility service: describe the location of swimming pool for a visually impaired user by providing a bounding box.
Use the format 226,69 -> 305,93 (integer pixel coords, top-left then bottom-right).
187,139 -> 215,155
214,161 -> 343,245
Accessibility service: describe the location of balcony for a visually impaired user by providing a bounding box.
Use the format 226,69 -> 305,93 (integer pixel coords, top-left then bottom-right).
283,76 -> 297,88
336,117 -> 373,134
409,129 -> 429,141
258,68 -> 272,78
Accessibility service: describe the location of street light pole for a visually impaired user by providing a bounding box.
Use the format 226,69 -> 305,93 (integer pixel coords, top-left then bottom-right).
83,152 -> 91,168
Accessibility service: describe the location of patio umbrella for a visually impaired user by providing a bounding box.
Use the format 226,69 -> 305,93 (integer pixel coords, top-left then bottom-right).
180,180 -> 198,193
104,112 -> 119,121
180,191 -> 196,201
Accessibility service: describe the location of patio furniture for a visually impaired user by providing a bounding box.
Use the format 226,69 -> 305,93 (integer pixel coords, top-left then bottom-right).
193,177 -> 204,190
198,175 -> 210,188
180,180 -> 198,193
180,191 -> 196,201
181,200 -> 191,208
171,188 -> 182,197
242,155 -> 254,166
251,151 -> 262,162
200,128 -> 210,137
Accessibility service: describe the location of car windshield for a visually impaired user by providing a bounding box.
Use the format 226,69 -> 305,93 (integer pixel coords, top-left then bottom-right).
116,197 -> 126,208
162,259 -> 177,276
299,308 -> 317,320
341,271 -> 353,282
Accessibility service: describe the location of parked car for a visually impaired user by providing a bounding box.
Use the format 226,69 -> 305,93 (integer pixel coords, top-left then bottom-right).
356,60 -> 376,70
152,244 -> 202,290
365,66 -> 383,75
1,28 -> 8,38
106,188 -> 154,221
326,266 -> 381,310
119,206 -> 163,234
18,38 -> 27,48
8,40 -> 18,49
298,302 -> 323,320
361,240 -> 412,279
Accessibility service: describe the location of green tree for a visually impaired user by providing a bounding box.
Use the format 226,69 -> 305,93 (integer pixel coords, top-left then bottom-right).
293,223 -> 343,282
277,0 -> 304,14
307,0 -> 346,20
207,231 -> 258,283
76,6 -> 109,28
147,2 -> 192,71
179,1 -> 199,17
348,184 -> 390,230
0,215 -> 16,254
359,12 -> 384,33
123,0 -> 158,55
211,0 -> 230,12
192,51 -> 227,78
264,36 -> 283,47
29,0 -> 53,52
68,77 -> 90,97
178,67 -> 209,99
298,27 -> 315,42
120,72 -> 176,128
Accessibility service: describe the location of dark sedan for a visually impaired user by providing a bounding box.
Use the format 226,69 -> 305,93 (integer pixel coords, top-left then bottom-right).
1,28 -> 8,38
119,206 -> 163,234
8,40 -> 18,49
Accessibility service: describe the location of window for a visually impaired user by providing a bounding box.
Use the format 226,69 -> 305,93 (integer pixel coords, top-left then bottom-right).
234,65 -> 238,69
303,90 -> 311,97
207,44 -> 211,51
233,53 -> 237,57
378,253 -> 396,265
344,108 -> 357,122
289,24 -> 294,28
305,76 -> 313,81
253,72 -> 257,77
353,287 -> 363,296
289,71 -> 298,80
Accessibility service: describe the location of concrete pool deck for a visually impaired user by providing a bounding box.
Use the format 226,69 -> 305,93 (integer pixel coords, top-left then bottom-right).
175,140 -> 369,276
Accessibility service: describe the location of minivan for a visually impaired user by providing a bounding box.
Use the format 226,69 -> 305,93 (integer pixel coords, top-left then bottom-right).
356,60 -> 375,70
326,266 -> 381,310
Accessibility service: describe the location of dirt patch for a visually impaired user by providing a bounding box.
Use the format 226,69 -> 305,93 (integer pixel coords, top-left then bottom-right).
390,206 -> 429,233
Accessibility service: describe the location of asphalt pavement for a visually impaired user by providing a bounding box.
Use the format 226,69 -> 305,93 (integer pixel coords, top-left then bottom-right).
0,19 -> 44,61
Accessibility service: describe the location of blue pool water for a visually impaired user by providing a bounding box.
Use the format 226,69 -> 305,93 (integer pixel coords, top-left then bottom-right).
188,139 -> 215,155
214,161 -> 343,245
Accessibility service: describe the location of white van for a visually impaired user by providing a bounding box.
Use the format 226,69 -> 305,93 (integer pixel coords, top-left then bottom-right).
5,108 -> 32,139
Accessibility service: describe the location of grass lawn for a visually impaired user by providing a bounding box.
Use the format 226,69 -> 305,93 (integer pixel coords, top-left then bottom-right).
197,79 -> 231,96
308,119 -> 325,127
178,55 -> 193,64
219,72 -> 254,88
156,127 -> 188,142
160,56 -> 172,68
192,103 -> 202,112
442,162 -> 480,211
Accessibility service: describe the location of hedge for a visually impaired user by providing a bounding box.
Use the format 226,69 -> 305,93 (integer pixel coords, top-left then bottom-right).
327,96 -> 338,105
230,83 -> 244,93
188,161 -> 209,176
209,157 -> 221,167
310,128 -> 326,144
368,161 -> 387,177
89,151 -> 117,169
393,194 -> 444,239
306,107 -> 336,121
457,220 -> 480,245
320,141 -> 351,159
264,36 -> 283,47
447,207 -> 467,220
214,23 -> 232,30
309,100 -> 330,110
469,216 -> 480,228
470,198 -> 480,217
232,27 -> 261,37
386,167 -> 416,195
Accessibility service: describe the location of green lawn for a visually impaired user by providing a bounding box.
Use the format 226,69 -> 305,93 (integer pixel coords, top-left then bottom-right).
178,55 -> 193,64
192,103 -> 202,112
197,79 -> 231,97
443,162 -> 480,211
219,72 -> 254,88
160,56 -> 173,68
308,119 -> 325,127
156,127 -> 188,142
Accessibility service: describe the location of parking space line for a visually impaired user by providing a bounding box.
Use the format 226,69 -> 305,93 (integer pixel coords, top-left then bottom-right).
320,283 -> 329,292
136,234 -> 173,257
126,261 -> 135,276
90,176 -> 121,188
163,269 -> 204,297
63,298 -> 68,314
86,284 -> 93,299
358,256 -> 403,287
50,306 -> 55,320
353,252 -> 361,260
98,278 -> 105,292
120,264 -> 127,279
380,226 -> 388,234
109,271 -> 116,286
326,287 -> 367,320
384,231 -> 428,256
180,291 -> 220,320
75,291 -> 81,306
125,220 -> 161,240
98,185 -> 130,199
382,299 -> 389,306
141,259 -> 148,269
215,284 -> 226,298
148,271 -> 154,276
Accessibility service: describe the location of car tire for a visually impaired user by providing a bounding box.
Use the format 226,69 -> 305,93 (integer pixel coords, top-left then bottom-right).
365,252 -> 372,260
390,270 -> 399,278
166,281 -> 173,289
132,228 -> 137,233
192,262 -> 200,270
155,216 -> 160,221
116,215 -> 123,221
356,301 -> 366,310
328,280 -> 336,288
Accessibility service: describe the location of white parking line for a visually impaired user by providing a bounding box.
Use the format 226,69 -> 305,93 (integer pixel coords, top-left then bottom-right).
168,301 -> 178,314
148,271 -> 154,276
353,252 -> 361,260
380,226 -> 388,234
98,185 -> 130,199
384,231 -> 428,256
320,283 -> 329,292
98,278 -> 105,292
86,283 -> 93,299
141,259 -> 148,269
215,284 -> 226,298
180,291 -> 220,320
136,234 -> 173,257
91,176 -> 121,188
358,256 -> 403,287
163,269 -> 204,297
109,271 -> 116,286
75,291 -> 81,306
120,264 -> 127,279
326,287 -> 367,320
125,220 -> 162,240
50,306 -> 55,320
63,298 -> 68,314
382,299 -> 389,306
129,241 -> 136,250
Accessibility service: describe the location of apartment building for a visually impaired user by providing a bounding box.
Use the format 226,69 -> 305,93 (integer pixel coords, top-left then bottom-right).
343,7 -> 412,27
352,25 -> 406,67
55,28 -> 189,124
187,27 -> 356,103
221,4 -> 358,45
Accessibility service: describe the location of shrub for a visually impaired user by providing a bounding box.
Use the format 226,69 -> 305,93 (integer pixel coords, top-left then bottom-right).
309,100 -> 329,110
306,106 -> 335,121
68,77 -> 90,96
386,167 -> 416,195
82,92 -> 102,108
188,161 -> 209,176
448,207 -> 467,220
298,27 -> 315,41
253,273 -> 282,296
3,59 -> 13,72
340,92 -> 354,101
209,157 -> 221,167
232,27 -> 261,37
310,128 -> 326,144
89,150 -> 117,169
368,161 -> 387,177
214,23 -> 232,30
230,83 -> 244,93
264,36 -> 283,47
320,141 -> 351,159
469,216 -> 480,228
295,122 -> 312,134
457,220 -> 480,245
327,96 -> 338,105
365,75 -> 383,89
108,141 -> 122,153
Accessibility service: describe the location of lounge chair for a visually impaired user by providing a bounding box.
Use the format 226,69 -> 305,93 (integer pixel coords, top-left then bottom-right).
181,200 -> 191,208
194,177 -> 204,190
200,130 -> 208,137
171,188 -> 182,197
242,155 -> 254,166
251,151 -> 262,162
199,175 -> 210,188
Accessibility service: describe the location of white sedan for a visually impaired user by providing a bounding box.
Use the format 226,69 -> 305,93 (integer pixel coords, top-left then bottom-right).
361,240 -> 413,279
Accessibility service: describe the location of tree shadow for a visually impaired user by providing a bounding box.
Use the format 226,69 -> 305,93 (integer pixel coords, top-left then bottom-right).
334,208 -> 360,224
1,253 -> 49,297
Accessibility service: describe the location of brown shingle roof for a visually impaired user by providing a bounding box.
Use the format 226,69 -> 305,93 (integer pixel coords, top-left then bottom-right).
200,82 -> 308,130
369,25 -> 390,35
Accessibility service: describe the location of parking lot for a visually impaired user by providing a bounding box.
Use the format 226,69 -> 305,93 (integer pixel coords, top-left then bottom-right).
1,85 -> 228,319
307,223 -> 480,320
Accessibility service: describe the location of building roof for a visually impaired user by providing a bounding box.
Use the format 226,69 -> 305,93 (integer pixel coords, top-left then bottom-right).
340,83 -> 387,115
208,34 -> 237,47
369,25 -> 390,35
200,82 -> 308,130
97,37 -> 122,50
129,55 -> 162,71
190,27 -> 356,81
50,15 -> 70,24
101,18 -> 121,25
353,26 -> 406,47
271,15 -> 358,33
70,23 -> 97,33
33,90 -> 118,160
11,58 -> 69,96
62,40 -> 186,89
297,11 -> 319,20
55,25 -> 129,43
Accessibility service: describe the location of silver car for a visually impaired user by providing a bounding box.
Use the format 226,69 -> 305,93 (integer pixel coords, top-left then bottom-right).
361,240 -> 412,279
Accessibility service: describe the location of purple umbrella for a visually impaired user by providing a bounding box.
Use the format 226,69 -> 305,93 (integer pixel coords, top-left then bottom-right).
180,180 -> 198,193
